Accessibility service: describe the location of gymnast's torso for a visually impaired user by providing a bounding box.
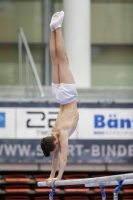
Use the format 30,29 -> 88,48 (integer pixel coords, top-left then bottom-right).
51,100 -> 79,138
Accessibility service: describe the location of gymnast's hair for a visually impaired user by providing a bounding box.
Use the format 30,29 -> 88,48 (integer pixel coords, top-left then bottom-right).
40,136 -> 56,157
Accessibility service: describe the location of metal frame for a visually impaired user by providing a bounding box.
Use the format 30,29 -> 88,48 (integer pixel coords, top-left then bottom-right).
18,27 -> 45,98
43,0 -> 52,85
38,173 -> 133,200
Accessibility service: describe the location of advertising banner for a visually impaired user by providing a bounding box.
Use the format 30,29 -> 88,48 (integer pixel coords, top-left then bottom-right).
16,107 -> 58,139
78,108 -> 133,140
0,108 -> 15,138
0,103 -> 133,140
0,139 -> 132,163
16,108 -> 77,139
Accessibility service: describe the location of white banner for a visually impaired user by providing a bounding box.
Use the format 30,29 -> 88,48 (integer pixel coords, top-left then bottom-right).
0,107 -> 133,140
78,108 -> 133,140
0,108 -> 15,138
16,108 -> 78,139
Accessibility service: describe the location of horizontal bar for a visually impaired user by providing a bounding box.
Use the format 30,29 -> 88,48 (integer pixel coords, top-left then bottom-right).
1,43 -> 133,47
37,173 -> 133,187
85,179 -> 133,187
0,42 -> 47,47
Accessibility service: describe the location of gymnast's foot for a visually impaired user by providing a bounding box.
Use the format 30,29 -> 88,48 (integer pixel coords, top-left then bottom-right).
50,11 -> 65,31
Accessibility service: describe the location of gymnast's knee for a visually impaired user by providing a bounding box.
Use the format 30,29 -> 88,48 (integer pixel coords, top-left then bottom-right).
51,58 -> 59,66
57,52 -> 68,63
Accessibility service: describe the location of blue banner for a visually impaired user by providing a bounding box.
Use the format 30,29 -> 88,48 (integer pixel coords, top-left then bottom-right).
0,139 -> 132,163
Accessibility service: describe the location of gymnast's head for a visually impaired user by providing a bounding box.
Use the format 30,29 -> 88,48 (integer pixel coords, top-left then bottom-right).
40,135 -> 60,157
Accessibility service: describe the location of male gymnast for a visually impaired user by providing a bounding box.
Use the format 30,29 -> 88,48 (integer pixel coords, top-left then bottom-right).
40,11 -> 79,187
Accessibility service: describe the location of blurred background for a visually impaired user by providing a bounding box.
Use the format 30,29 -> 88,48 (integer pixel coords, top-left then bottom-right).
0,0 -> 133,200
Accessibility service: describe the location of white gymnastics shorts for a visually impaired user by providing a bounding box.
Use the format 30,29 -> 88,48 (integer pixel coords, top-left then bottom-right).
52,83 -> 78,105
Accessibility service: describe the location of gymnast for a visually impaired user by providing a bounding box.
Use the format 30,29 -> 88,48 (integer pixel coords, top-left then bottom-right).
40,11 -> 79,187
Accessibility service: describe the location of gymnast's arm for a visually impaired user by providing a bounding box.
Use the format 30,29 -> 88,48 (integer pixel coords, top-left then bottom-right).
57,129 -> 68,180
46,128 -> 68,186
46,150 -> 60,186
49,150 -> 60,178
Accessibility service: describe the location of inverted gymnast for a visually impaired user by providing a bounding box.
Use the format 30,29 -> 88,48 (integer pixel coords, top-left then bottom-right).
40,11 -> 79,187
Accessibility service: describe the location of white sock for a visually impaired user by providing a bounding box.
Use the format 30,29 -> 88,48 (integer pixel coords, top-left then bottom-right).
50,11 -> 64,31
50,12 -> 60,31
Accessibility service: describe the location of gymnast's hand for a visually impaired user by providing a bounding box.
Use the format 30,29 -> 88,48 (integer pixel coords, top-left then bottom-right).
46,177 -> 60,187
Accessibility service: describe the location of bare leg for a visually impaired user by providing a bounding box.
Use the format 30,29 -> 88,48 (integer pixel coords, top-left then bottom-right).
50,31 -> 60,84
55,28 -> 75,84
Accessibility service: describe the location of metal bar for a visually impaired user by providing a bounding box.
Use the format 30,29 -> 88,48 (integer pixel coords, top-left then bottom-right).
49,186 -> 56,200
34,75 -> 37,98
0,43 -> 46,47
113,193 -> 118,200
26,55 -> 29,98
85,179 -> 133,187
18,28 -> 44,97
1,42 -> 133,47
18,33 -> 22,86
113,180 -> 123,200
100,186 -> 106,200
37,173 -> 133,187
44,0 -> 52,85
